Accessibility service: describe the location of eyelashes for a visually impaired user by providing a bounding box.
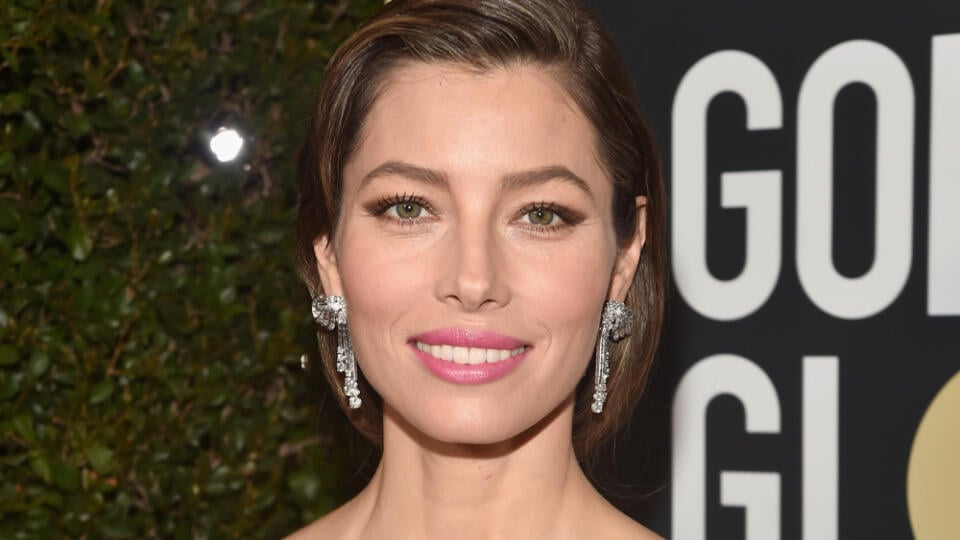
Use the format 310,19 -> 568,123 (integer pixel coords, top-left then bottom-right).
364,193 -> 584,233
515,201 -> 583,231
367,193 -> 435,226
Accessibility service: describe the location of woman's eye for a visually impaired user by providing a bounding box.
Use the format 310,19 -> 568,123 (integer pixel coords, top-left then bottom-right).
524,207 -> 560,226
367,194 -> 434,225
389,201 -> 424,219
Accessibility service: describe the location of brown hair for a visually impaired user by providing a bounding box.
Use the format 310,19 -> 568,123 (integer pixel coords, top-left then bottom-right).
294,0 -> 665,459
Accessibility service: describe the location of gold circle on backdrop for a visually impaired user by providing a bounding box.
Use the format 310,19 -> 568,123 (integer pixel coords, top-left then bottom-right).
907,370 -> 960,539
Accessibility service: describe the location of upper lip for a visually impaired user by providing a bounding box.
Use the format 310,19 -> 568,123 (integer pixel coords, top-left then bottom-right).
410,327 -> 529,350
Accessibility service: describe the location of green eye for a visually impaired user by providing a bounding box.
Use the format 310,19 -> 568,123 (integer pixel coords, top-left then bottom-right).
394,202 -> 423,219
526,208 -> 557,226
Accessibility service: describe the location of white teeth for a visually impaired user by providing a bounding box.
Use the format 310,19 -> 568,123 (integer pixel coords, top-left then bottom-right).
415,341 -> 526,364
468,348 -> 485,365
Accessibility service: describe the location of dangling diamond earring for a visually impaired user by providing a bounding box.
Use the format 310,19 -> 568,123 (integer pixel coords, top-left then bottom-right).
311,295 -> 361,409
591,300 -> 634,414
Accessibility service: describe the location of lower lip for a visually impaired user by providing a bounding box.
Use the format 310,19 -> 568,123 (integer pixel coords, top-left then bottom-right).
410,344 -> 529,384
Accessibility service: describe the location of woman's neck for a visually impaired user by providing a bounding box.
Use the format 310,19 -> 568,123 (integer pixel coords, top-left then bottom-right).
352,398 -> 604,540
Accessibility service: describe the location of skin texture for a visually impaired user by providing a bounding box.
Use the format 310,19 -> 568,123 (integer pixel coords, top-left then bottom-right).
289,63 -> 660,540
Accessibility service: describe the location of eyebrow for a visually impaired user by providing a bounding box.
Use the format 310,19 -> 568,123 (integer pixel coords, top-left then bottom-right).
501,165 -> 593,199
358,160 -> 594,199
358,161 -> 448,191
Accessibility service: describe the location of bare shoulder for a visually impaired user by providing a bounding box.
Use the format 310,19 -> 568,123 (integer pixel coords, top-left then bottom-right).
282,497 -> 366,540
590,497 -> 664,540
609,516 -> 664,540
602,511 -> 663,540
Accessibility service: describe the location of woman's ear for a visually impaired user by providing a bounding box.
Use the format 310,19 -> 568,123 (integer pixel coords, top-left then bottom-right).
313,235 -> 344,296
608,196 -> 647,303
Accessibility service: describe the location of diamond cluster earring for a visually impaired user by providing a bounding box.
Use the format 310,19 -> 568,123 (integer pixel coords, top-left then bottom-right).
591,300 -> 634,414
311,295 -> 361,409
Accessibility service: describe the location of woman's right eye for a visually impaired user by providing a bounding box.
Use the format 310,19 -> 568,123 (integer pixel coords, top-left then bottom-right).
368,194 -> 434,225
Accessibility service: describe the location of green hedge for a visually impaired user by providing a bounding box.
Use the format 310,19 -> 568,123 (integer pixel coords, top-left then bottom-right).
0,1 -> 381,537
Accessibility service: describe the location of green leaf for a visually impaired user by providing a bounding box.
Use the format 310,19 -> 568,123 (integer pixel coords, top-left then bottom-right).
0,372 -> 24,400
128,61 -> 145,84
0,92 -> 27,113
52,458 -> 80,492
28,350 -> 50,377
287,470 -> 321,502
84,443 -> 114,474
30,454 -> 52,484
22,110 -> 42,132
0,150 -> 13,174
89,379 -> 114,404
65,221 -> 93,261
40,167 -> 68,194
0,345 -> 17,365
11,413 -> 36,443
256,228 -> 284,245
98,522 -> 136,539
62,114 -> 92,136
218,286 -> 236,305
220,0 -> 243,14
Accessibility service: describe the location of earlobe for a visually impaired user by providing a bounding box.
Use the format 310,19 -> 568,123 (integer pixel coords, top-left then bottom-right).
313,235 -> 344,296
608,196 -> 647,302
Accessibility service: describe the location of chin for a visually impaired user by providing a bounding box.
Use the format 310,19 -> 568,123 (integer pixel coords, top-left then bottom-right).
386,393 -> 573,450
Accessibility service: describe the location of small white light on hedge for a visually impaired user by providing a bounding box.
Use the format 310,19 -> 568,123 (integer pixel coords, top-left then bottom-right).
209,127 -> 244,162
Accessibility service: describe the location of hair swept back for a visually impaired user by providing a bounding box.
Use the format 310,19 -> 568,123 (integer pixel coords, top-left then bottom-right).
294,0 -> 665,459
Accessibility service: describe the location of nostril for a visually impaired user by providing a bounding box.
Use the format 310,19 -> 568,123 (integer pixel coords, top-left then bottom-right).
435,227 -> 510,310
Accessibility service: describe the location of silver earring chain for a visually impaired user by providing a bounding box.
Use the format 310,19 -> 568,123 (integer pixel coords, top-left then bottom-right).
311,295 -> 361,409
592,300 -> 634,414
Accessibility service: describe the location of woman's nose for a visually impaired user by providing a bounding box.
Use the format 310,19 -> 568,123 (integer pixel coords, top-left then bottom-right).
435,222 -> 511,311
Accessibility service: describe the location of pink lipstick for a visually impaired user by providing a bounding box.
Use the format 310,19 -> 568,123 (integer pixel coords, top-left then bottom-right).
409,328 -> 531,384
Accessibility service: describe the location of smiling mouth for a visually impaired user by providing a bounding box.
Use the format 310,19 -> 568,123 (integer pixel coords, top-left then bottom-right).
413,341 -> 528,365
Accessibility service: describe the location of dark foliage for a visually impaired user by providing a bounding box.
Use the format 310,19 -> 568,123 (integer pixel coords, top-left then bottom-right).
0,0 -> 381,537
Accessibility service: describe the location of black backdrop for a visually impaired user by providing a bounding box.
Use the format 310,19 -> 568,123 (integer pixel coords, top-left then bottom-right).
585,1 -> 960,539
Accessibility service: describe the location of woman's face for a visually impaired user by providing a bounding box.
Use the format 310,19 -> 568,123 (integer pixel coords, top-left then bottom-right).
315,62 -> 644,445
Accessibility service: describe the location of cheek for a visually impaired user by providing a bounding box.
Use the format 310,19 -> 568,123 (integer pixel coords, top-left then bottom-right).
524,249 -> 613,372
336,226 -> 428,335
333,222 -> 440,399
511,239 -> 614,316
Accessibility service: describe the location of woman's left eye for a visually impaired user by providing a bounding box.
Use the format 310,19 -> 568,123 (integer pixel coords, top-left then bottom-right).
523,207 -> 560,226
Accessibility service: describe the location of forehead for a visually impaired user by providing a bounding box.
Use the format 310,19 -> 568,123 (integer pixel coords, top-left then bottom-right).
345,62 -> 607,189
